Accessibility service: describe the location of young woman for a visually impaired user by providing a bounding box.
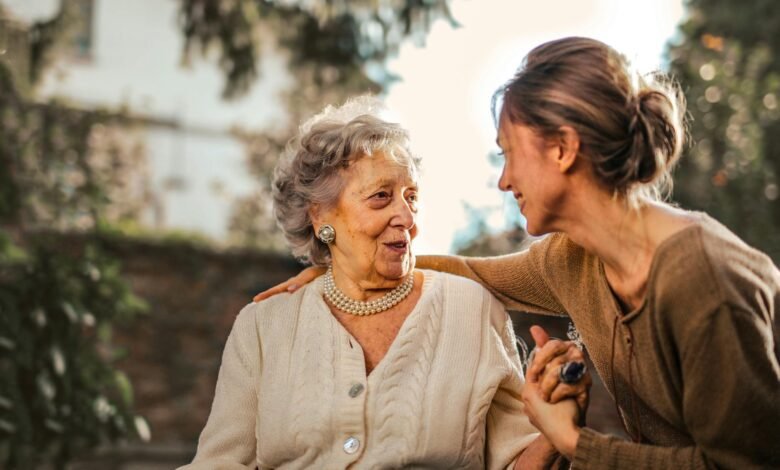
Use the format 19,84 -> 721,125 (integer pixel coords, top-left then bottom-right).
257,38 -> 780,469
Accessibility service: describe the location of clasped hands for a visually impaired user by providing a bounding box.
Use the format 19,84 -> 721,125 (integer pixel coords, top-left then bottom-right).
522,325 -> 592,461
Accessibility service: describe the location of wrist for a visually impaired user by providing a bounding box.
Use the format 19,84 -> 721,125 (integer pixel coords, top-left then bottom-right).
557,425 -> 580,460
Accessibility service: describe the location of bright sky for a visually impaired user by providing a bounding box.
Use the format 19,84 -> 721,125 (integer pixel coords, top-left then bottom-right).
385,0 -> 685,254
4,0 -> 685,252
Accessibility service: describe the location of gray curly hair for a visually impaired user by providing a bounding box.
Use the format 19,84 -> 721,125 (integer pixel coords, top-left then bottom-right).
272,97 -> 421,266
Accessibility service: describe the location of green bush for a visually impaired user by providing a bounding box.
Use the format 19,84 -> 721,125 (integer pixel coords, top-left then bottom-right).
0,50 -> 148,469
0,232 -> 148,469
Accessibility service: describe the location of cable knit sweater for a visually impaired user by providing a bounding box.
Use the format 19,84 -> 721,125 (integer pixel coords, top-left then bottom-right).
420,213 -> 780,469
179,270 -> 539,470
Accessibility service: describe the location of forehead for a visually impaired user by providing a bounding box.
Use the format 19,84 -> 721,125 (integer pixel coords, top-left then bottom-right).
496,112 -> 517,143
497,115 -> 545,149
496,112 -> 514,146
347,151 -> 418,189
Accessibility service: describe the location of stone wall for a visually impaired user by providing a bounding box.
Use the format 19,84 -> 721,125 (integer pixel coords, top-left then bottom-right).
66,235 -> 623,468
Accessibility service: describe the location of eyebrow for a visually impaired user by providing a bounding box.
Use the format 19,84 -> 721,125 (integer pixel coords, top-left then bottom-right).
359,178 -> 418,194
359,178 -> 394,194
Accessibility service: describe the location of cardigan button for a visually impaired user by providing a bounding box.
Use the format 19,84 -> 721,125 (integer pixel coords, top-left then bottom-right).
348,383 -> 364,398
343,436 -> 360,454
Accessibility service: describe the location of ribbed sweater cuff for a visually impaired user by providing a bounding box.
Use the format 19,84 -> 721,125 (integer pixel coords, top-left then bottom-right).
571,427 -> 607,470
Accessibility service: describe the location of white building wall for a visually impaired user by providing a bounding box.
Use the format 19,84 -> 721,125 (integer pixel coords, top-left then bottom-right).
4,0 -> 290,241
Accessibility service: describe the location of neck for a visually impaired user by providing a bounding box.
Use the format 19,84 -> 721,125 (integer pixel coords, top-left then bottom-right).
330,263 -> 408,302
551,187 -> 677,310
563,194 -> 655,279
554,185 -> 698,309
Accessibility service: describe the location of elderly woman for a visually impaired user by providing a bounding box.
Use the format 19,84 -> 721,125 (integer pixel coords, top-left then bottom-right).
180,98 -> 588,469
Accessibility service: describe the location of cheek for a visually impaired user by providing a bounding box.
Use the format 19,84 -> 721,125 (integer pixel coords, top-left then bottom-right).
409,223 -> 419,241
343,216 -> 386,249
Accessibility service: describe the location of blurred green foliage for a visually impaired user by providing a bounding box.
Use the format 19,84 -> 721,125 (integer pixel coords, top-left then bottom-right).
179,0 -> 458,99
0,49 -> 147,470
0,233 -> 147,469
669,0 -> 780,261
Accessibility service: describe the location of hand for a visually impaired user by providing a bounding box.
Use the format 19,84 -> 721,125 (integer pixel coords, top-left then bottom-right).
253,266 -> 325,302
522,380 -> 580,460
527,326 -> 591,414
512,434 -> 560,470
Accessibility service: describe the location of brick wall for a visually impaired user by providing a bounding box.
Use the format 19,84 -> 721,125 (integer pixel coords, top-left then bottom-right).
66,235 -> 623,468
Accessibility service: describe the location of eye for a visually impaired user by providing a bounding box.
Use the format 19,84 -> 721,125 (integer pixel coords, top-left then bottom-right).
406,191 -> 419,210
372,191 -> 391,199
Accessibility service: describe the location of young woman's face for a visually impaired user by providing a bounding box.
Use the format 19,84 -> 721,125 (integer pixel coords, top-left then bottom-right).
318,150 -> 419,285
496,114 -> 568,236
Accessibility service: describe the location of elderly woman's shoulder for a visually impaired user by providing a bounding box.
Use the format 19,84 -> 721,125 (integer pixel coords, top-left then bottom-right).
250,282 -> 313,317
424,271 -> 511,335
424,270 -> 505,309
430,270 -> 486,292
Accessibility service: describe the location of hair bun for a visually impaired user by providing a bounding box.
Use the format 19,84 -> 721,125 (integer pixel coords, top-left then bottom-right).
626,84 -> 685,186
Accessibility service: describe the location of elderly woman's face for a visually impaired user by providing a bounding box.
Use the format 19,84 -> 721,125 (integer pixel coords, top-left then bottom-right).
320,150 -> 418,284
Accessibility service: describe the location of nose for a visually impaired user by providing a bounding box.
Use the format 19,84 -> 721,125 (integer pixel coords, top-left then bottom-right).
498,163 -> 511,193
391,196 -> 416,230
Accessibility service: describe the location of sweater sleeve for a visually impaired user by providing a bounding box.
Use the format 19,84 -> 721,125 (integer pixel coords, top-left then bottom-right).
178,305 -> 260,470
572,303 -> 780,470
484,293 -> 542,470
417,236 -> 566,316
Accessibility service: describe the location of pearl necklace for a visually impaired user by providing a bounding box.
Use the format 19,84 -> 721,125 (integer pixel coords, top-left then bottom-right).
323,266 -> 414,316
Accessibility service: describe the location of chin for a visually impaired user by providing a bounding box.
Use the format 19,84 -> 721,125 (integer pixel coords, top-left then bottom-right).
524,218 -> 551,237
377,256 -> 414,280
525,225 -> 545,236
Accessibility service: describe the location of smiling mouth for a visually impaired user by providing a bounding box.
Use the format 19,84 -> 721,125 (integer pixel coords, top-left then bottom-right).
385,240 -> 409,252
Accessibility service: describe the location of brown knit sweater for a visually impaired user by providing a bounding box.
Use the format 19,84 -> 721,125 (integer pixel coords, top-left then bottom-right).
420,213 -> 780,470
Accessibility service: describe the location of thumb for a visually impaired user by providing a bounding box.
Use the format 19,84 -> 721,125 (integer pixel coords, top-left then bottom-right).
530,325 -> 550,349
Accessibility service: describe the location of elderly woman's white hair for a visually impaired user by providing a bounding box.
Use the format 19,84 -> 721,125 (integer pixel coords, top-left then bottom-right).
272,96 -> 421,266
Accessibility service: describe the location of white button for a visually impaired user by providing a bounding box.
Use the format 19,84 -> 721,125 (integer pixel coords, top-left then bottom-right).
343,436 -> 360,454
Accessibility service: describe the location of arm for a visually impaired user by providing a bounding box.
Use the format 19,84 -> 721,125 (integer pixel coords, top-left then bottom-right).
178,306 -> 260,470
417,236 -> 566,316
533,304 -> 780,470
254,266 -> 324,302
483,295 -> 563,470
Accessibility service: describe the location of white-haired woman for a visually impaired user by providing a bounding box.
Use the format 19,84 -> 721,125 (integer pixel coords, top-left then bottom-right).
180,99 -> 589,470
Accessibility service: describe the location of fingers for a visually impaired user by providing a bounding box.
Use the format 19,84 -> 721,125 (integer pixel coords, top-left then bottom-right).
549,382 -> 585,404
252,266 -> 326,303
526,338 -> 570,383
530,340 -> 589,397
538,354 -> 569,400
521,381 -> 542,427
576,385 -> 591,413
253,281 -> 296,302
541,354 -> 592,409
302,266 -> 326,282
530,325 -> 550,348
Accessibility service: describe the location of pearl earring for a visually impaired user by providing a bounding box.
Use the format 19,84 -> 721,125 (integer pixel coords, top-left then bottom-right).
316,224 -> 336,244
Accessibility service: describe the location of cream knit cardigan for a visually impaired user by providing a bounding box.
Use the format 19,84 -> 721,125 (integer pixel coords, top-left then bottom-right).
179,270 -> 538,470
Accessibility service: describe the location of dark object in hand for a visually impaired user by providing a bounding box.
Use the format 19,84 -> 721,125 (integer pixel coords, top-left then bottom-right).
559,361 -> 587,384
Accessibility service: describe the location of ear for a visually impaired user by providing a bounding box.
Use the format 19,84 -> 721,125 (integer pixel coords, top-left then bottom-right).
309,203 -> 323,228
555,126 -> 580,173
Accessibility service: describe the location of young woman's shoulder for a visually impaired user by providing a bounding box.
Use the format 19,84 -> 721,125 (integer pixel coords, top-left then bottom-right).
696,215 -> 778,287
654,213 -> 779,318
